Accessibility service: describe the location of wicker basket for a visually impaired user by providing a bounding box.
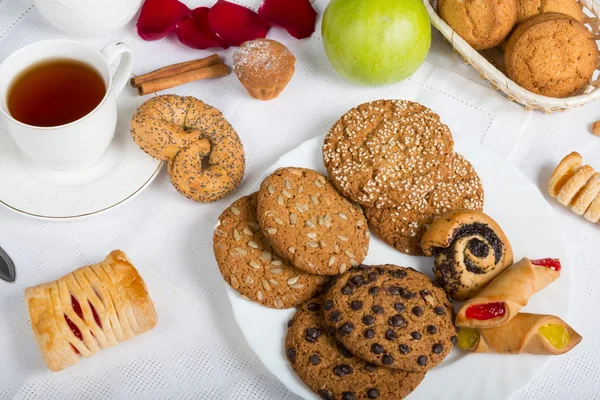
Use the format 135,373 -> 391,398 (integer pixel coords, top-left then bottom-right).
424,0 -> 600,112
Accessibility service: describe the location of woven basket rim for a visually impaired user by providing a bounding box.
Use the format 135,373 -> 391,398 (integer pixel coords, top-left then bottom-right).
424,0 -> 600,111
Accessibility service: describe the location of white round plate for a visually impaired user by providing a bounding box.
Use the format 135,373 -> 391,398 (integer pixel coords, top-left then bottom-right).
226,136 -> 572,400
0,83 -> 162,220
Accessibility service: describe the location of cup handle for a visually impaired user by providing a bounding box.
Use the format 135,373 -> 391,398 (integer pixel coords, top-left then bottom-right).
101,42 -> 134,98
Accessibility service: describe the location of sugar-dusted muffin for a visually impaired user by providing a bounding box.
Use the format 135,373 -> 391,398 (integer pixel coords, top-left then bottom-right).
505,12 -> 598,98
438,0 -> 517,50
233,39 -> 296,100
516,0 -> 582,23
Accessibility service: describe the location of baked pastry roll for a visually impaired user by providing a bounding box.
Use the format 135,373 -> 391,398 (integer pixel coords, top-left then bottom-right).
456,313 -> 582,355
421,210 -> 513,300
455,258 -> 561,328
25,250 -> 157,371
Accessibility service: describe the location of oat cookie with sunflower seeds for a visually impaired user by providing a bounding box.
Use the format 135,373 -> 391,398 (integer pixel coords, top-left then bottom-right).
285,296 -> 425,400
214,193 -> 328,308
257,167 -> 370,276
323,265 -> 456,372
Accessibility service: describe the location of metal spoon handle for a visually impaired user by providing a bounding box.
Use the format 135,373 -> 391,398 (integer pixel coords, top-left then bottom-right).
0,245 -> 16,283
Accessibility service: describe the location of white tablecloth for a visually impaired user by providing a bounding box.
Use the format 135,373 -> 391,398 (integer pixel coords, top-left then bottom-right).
0,0 -> 598,399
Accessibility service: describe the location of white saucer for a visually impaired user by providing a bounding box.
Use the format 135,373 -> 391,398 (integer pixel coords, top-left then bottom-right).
0,83 -> 162,220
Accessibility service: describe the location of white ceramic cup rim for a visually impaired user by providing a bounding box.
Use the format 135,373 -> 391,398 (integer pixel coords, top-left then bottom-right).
0,39 -> 115,131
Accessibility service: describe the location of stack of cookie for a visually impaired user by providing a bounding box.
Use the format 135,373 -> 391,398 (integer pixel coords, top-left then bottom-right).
285,265 -> 457,399
213,167 -> 370,309
323,100 -> 484,256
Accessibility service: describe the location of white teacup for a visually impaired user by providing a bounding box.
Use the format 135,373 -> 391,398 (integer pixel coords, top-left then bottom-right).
0,40 -> 134,171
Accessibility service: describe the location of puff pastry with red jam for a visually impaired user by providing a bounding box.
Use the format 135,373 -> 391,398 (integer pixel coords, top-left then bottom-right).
25,250 -> 157,372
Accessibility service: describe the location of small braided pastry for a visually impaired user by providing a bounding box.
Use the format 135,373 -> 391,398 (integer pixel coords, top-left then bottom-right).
548,152 -> 600,222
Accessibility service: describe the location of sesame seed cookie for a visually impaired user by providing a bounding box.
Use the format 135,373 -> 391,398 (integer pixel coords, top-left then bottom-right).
322,100 -> 455,209
505,12 -> 598,98
285,296 -> 425,400
365,155 -> 484,256
213,193 -> 328,309
323,265 -> 456,372
257,167 -> 370,276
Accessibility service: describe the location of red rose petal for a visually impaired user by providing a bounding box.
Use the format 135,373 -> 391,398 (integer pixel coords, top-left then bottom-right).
176,7 -> 229,49
259,0 -> 317,39
208,0 -> 270,47
137,0 -> 191,41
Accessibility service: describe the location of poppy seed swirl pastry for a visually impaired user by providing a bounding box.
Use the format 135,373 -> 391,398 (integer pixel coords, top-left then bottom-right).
131,95 -> 245,203
25,250 -> 157,372
421,210 -> 513,301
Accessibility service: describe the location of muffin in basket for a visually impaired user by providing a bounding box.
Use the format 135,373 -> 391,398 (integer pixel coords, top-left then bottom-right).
505,12 -> 598,98
516,0 -> 583,23
233,39 -> 296,100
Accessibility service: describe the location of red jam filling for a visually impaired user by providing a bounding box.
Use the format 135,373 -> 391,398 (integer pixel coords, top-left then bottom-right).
64,314 -> 83,341
89,301 -> 102,328
465,302 -> 506,320
531,258 -> 562,271
70,344 -> 80,355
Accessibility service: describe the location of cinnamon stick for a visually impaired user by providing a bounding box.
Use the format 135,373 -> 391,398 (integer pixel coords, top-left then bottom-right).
130,54 -> 222,88
137,63 -> 230,96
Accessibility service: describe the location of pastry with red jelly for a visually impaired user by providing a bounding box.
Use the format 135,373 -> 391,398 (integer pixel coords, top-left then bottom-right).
24,250 -> 157,371
456,313 -> 582,355
455,257 -> 561,329
421,210 -> 513,300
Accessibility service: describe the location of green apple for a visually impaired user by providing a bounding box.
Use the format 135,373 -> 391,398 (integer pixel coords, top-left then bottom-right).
322,0 -> 431,86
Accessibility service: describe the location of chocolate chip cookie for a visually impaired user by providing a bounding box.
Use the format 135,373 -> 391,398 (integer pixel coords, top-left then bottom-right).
257,167 -> 369,275
322,100 -> 455,209
323,265 -> 456,372
285,297 -> 425,400
214,193 -> 328,308
365,155 -> 484,256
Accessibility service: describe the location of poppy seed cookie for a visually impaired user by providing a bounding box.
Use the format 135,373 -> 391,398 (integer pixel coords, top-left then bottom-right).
257,168 -> 369,275
323,265 -> 456,372
505,12 -> 598,98
214,193 -> 328,308
365,155 -> 484,256
285,296 -> 425,400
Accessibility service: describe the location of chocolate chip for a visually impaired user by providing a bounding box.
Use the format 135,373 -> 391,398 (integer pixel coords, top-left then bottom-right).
364,329 -> 375,339
385,329 -> 397,340
411,331 -> 422,340
368,286 -> 380,295
419,289 -> 431,297
286,348 -> 297,361
341,284 -> 355,295
371,343 -> 384,354
399,344 -> 411,354
451,335 -> 458,346
372,305 -> 384,314
433,343 -> 444,354
417,355 -> 427,366
309,354 -> 321,365
388,286 -> 401,295
306,328 -> 321,342
367,272 -> 379,282
329,311 -> 342,322
427,325 -> 437,334
390,269 -> 406,278
350,300 -> 363,311
412,306 -> 423,317
287,319 -> 293,328
308,302 -> 321,312
382,354 -> 394,365
376,267 -> 385,275
367,388 -> 380,399
339,322 -> 354,335
350,275 -> 366,286
365,363 -> 377,373
333,364 -> 353,377
402,290 -> 416,300
342,392 -> 355,400
393,302 -> 405,312
434,306 -> 446,315
388,314 -> 406,327
324,300 -> 334,310
362,315 -> 375,326
319,390 -> 332,400
340,345 -> 354,358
